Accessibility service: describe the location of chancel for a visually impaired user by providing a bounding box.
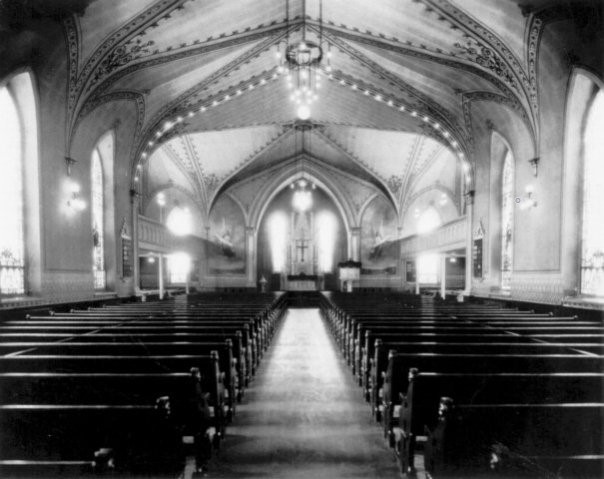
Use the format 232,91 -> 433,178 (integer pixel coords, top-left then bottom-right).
0,1 -> 603,478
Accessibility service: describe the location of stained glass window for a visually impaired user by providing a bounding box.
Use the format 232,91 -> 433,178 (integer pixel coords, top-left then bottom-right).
317,211 -> 337,273
91,148 -> 105,289
581,89 -> 604,296
0,85 -> 25,295
268,212 -> 288,273
501,149 -> 514,290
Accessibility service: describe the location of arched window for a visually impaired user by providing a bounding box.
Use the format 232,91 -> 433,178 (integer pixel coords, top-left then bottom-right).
581,89 -> 604,296
91,148 -> 105,289
316,211 -> 337,273
0,84 -> 25,295
501,149 -> 514,290
268,212 -> 288,273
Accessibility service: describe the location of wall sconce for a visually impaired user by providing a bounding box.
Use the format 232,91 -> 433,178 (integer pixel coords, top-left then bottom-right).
65,156 -> 77,176
66,180 -> 86,211
528,157 -> 539,177
517,184 -> 537,210
64,157 -> 86,211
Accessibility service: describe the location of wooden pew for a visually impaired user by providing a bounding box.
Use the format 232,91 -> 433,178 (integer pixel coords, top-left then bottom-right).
370,338 -> 604,410
0,404 -> 184,473
0,332 -> 248,400
0,353 -> 228,433
378,352 -> 604,442
421,400 -> 604,478
0,324 -> 259,376
395,371 -> 604,472
357,331 -> 587,390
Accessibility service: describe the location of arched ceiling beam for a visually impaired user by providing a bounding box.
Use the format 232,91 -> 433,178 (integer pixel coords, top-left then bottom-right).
208,127 -> 294,213
312,128 -> 399,214
318,28 -> 472,154
129,33 -> 290,183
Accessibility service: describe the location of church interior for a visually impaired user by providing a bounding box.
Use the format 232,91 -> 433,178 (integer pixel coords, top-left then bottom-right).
0,0 -> 603,478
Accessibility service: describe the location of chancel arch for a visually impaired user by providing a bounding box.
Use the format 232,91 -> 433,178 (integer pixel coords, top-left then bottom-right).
248,161 -> 356,239
256,182 -> 348,291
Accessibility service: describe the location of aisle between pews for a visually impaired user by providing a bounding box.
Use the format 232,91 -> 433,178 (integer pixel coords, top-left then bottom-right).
204,308 -> 400,479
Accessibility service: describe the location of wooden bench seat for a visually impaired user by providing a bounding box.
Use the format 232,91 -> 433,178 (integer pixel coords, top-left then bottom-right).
0,405 -> 184,473
422,402 -> 604,478
373,352 -> 604,423
393,371 -> 604,463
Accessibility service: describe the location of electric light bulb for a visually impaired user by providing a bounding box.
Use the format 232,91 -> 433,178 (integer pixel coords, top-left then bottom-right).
297,104 -> 311,120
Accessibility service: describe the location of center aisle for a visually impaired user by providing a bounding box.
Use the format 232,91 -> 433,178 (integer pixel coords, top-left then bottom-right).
205,308 -> 400,478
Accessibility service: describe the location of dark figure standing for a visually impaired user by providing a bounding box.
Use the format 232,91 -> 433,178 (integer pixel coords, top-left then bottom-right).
189,367 -> 213,475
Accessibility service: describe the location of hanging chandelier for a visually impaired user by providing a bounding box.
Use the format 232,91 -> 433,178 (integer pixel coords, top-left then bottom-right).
291,178 -> 315,211
277,0 -> 330,120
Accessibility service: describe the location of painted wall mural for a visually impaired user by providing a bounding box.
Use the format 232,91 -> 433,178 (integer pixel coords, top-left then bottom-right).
208,196 -> 245,275
361,196 -> 399,275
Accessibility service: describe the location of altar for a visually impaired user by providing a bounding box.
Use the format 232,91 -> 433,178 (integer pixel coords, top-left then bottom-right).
284,274 -> 322,291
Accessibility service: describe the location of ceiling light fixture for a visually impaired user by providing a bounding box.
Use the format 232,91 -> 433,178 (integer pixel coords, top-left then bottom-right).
278,0 -> 328,120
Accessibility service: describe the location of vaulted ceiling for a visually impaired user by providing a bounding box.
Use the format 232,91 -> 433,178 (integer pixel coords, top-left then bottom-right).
50,0 -> 553,218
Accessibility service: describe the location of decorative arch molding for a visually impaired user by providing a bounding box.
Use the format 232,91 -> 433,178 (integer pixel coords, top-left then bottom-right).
313,128 -> 401,212
462,90 -> 536,156
72,90 -> 145,152
356,193 -> 380,228
247,159 -> 355,239
129,35 -> 289,179
224,192 -> 250,227
490,129 -> 516,175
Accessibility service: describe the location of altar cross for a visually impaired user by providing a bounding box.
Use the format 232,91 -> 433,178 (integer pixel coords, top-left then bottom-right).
296,239 -> 309,262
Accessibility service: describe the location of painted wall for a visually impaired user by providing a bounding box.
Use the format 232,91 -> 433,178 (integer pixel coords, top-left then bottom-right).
470,13 -> 604,304
207,195 -> 246,276
360,196 -> 399,275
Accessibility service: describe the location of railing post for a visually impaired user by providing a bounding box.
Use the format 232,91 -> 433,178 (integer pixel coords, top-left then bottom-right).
130,190 -> 140,293
464,191 -> 475,296
440,254 -> 447,299
158,252 -> 164,299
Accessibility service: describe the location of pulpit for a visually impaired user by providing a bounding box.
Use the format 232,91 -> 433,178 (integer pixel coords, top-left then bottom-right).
338,260 -> 361,292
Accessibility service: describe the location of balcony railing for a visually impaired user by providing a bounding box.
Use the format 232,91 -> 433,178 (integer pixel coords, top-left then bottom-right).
400,216 -> 467,256
138,215 -> 203,254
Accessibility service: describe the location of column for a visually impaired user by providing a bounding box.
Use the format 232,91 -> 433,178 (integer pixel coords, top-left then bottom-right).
131,190 -> 140,293
415,257 -> 420,295
158,253 -> 164,299
440,254 -> 447,299
350,227 -> 361,261
245,226 -> 256,288
464,192 -> 474,296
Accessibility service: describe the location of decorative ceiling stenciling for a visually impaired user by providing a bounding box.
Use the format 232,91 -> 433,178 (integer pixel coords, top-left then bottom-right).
416,0 -> 538,132
323,30 -> 470,147
68,0 -> 186,115
453,37 -> 518,89
133,34 -> 288,160
58,0 -> 557,225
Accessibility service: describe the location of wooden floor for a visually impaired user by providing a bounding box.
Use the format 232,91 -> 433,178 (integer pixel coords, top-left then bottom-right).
198,308 -> 401,478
